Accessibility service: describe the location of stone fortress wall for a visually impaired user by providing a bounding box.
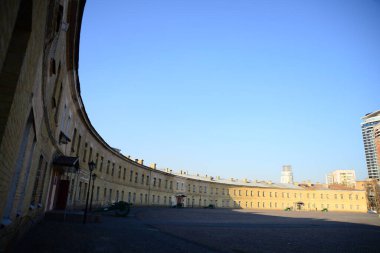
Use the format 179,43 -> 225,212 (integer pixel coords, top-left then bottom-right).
0,0 -> 368,249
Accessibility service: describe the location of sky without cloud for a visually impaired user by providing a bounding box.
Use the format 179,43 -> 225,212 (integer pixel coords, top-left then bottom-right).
79,0 -> 380,183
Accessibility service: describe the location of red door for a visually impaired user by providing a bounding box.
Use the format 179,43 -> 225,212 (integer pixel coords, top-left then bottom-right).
55,180 -> 70,210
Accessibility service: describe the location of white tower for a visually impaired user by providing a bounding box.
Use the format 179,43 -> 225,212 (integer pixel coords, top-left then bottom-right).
281,165 -> 294,184
361,111 -> 380,180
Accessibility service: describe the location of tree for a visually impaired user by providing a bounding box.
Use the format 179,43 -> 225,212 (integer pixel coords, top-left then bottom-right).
365,179 -> 380,213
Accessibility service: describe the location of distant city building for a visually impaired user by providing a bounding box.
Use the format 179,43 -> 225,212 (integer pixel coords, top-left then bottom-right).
326,170 -> 356,187
361,111 -> 380,180
281,165 -> 294,184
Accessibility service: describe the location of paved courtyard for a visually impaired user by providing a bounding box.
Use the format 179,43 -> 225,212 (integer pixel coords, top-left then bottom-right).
11,208 -> 380,253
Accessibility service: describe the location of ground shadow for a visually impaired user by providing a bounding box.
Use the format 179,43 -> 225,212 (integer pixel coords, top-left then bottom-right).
10,207 -> 380,253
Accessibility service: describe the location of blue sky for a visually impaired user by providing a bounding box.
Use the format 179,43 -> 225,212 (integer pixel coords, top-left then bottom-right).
79,0 -> 380,183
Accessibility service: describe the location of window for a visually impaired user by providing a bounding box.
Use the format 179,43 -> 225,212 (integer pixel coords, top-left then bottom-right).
141,174 -> 145,184
169,181 -> 172,189
106,160 -> 110,174
71,128 -> 77,152
95,153 -> 99,170
55,5 -> 63,33
111,163 -> 115,176
100,157 -> 103,172
37,162 -> 48,204
154,178 -> 157,187
123,168 -> 126,180
76,135 -> 81,156
84,183 -> 88,201
53,82 -> 63,124
192,185 -> 195,192
147,176 -> 150,185
158,178 -> 162,188
83,143 -> 88,162
135,172 -> 138,183
129,170 -> 133,182
30,155 -> 44,206
118,166 -> 121,178
89,147 -> 93,162
50,58 -> 56,76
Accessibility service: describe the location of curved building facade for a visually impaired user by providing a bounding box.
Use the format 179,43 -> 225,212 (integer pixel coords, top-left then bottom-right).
0,0 -> 368,249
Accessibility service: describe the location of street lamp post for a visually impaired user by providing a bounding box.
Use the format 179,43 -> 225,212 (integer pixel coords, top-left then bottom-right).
89,173 -> 97,212
83,161 -> 96,224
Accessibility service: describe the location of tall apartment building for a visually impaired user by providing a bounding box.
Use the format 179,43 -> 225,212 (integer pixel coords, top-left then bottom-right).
361,111 -> 380,180
280,165 -> 294,184
326,170 -> 356,187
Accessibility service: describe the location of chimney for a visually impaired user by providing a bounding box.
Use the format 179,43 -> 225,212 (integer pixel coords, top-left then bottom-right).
150,163 -> 156,169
